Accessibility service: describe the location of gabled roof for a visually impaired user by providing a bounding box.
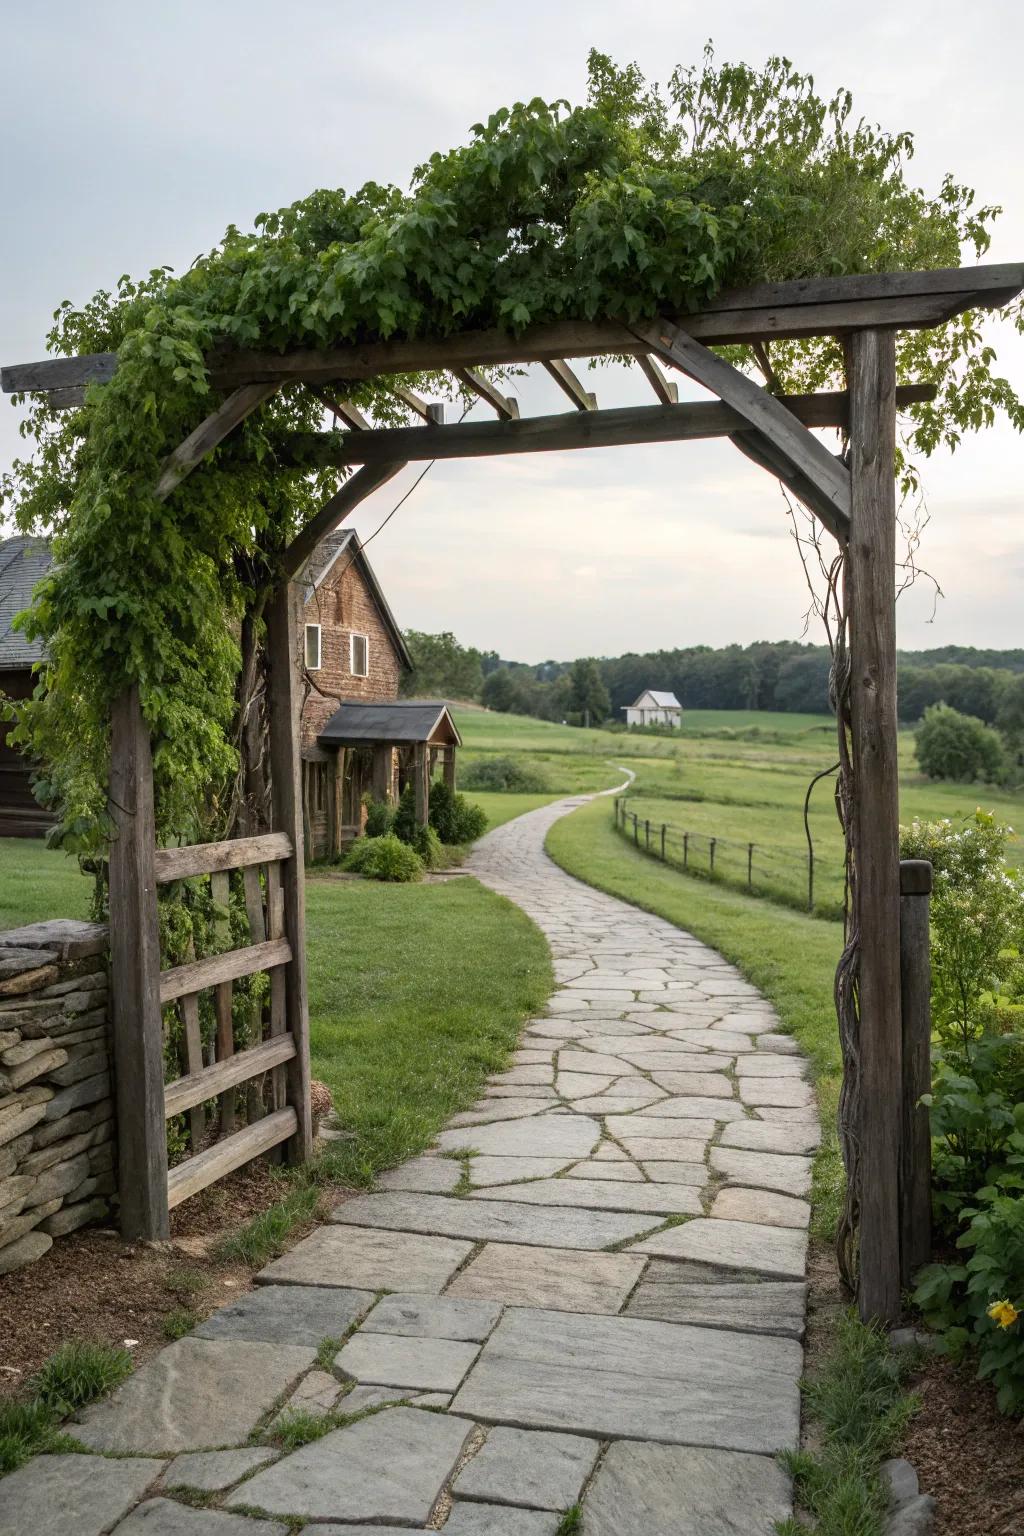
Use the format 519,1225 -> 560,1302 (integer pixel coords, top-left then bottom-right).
318,699 -> 462,748
0,534 -> 52,670
629,689 -> 681,709
302,527 -> 413,671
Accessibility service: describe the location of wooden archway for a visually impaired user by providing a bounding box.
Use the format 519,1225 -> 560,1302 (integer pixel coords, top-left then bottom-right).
4,260 -> 1023,1323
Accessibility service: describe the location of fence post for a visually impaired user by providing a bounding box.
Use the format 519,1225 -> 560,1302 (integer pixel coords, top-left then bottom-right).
747,843 -> 754,889
108,684 -> 170,1241
645,819 -> 650,851
683,832 -> 689,869
709,837 -> 717,873
900,858 -> 933,1288
660,824 -> 666,860
633,813 -> 639,846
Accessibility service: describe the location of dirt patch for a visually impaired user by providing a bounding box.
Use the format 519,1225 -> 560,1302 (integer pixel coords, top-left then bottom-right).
900,1353 -> 1024,1536
0,1159 -> 350,1397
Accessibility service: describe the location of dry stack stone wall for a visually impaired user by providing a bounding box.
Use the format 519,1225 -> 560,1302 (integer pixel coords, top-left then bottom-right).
0,918 -> 115,1273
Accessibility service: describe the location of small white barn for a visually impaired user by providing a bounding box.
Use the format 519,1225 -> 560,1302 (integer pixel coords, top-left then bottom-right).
622,689 -> 682,728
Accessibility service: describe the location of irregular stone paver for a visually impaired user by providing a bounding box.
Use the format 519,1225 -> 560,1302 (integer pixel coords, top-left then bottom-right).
0,1453 -> 165,1536
719,1118 -> 820,1154
436,1111 -> 599,1159
641,1160 -> 707,1184
739,1076 -> 814,1108
362,1293 -> 501,1341
451,1307 -> 801,1453
443,1506 -> 560,1535
330,1191 -> 656,1250
376,1155 -> 463,1192
162,1448 -> 278,1492
74,1338 -> 315,1453
625,1262 -> 807,1339
582,1440 -> 793,1534
335,1332 -> 480,1392
711,1186 -> 811,1229
194,1283 -> 373,1345
273,1369 -> 345,1422
467,1155 -> 571,1184
470,1177 -> 702,1216
634,1217 -> 808,1280
454,1425 -> 599,1510
709,1146 -> 812,1197
227,1408 -> 473,1523
448,1242 -> 644,1314
113,1500 -> 289,1534
259,1224 -> 471,1293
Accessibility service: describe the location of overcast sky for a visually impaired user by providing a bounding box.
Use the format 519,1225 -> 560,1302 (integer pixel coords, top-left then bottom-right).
1,1 -> 1021,662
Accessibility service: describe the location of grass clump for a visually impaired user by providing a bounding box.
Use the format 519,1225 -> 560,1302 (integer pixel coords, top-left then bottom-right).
216,1183 -> 321,1267
776,1313 -> 917,1536
1,1340 -> 133,1476
267,1408 -> 338,1452
163,1307 -> 201,1341
555,1506 -> 583,1534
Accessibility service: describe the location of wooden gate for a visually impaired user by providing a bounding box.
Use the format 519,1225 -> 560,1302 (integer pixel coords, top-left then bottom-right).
108,583 -> 311,1241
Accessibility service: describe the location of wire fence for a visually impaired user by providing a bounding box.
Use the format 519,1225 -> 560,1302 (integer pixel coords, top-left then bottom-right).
613,797 -> 845,918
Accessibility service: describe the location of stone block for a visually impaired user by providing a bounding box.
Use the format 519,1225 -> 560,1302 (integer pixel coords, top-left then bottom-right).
362,1293 -> 501,1342
259,1223 -> 472,1294
625,1262 -> 807,1339
40,1197 -> 111,1237
0,1227 -> 53,1272
710,1147 -> 812,1197
335,1332 -> 480,1392
444,1506 -> 560,1535
633,1217 -> 807,1281
112,1499 -> 290,1534
330,1191 -> 659,1250
42,1070 -> 111,1119
162,1447 -> 278,1492
448,1242 -> 644,1314
195,1283 -> 374,1346
0,963 -> 59,997
375,1155 -> 463,1194
710,1187 -> 810,1229
1,1036 -> 56,1068
888,1495 -> 937,1534
581,1439 -> 793,1534
31,1101 -> 112,1146
3,1047 -> 68,1091
0,1452 -> 164,1536
454,1425 -> 599,1510
23,1149 -> 89,1206
470,1177 -> 702,1216
20,1122 -> 109,1175
48,1048 -> 108,1087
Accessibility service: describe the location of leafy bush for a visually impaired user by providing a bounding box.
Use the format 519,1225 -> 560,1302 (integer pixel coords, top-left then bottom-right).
460,755 -> 551,793
391,783 -> 417,845
343,833 -> 424,882
914,703 -> 1005,783
900,811 -> 1024,1414
363,798 -> 395,838
413,823 -> 444,869
428,781 -> 488,844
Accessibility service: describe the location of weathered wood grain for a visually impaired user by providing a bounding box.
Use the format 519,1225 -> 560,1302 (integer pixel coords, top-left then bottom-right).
454,366 -> 519,419
847,327 -> 902,1327
179,991 -> 206,1149
166,1107 -> 297,1208
153,832 -> 292,883
155,383 -> 278,499
210,869 -> 235,1136
158,937 -> 292,1005
164,1033 -> 296,1119
543,358 -> 597,410
636,353 -> 679,405
108,685 -> 170,1240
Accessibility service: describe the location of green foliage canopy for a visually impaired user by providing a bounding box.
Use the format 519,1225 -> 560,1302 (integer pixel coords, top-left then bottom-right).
914,702 -> 1005,783
4,45 -> 1021,844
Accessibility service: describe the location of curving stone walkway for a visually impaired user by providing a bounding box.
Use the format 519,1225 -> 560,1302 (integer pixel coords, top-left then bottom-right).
0,790 -> 816,1536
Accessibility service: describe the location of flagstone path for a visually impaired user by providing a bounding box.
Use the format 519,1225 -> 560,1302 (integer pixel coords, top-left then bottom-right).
0,789 -> 818,1536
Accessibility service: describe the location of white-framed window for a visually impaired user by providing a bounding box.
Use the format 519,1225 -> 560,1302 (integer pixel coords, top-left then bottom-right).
350,632 -> 369,677
304,623 -> 322,670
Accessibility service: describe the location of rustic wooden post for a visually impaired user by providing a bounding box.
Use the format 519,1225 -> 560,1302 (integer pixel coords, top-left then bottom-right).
900,858 -> 933,1287
413,743 -> 429,827
660,824 -> 666,859
266,580 -> 313,1163
443,748 -> 456,792
108,684 -> 169,1240
372,744 -> 391,803
326,752 -> 340,857
848,327 -> 902,1326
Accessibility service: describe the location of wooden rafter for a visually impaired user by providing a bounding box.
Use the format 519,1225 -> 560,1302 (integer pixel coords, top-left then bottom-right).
543,358 -> 597,410
5,264 -> 1021,401
388,384 -> 445,424
308,385 -> 370,431
633,319 -> 851,540
636,353 -> 679,405
454,366 -> 519,419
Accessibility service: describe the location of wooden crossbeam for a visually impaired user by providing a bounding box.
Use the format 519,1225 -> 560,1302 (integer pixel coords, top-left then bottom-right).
636,354 -> 679,405
454,366 -> 519,419
278,387 -> 934,475
164,1032 -> 296,1119
389,384 -> 445,423
4,264 -> 1021,399
543,359 -> 597,410
166,1107 -> 296,1209
155,383 -> 278,500
309,386 -> 370,430
633,320 -> 851,540
159,936 -> 291,1005
154,831 -> 293,883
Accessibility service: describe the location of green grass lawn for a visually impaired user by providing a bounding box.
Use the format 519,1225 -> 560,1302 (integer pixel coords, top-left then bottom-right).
463,790 -> 564,829
0,838 -> 92,928
546,794 -> 845,1239
306,873 -> 552,1184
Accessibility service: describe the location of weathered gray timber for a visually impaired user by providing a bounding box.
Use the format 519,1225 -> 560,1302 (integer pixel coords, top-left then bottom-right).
900,858 -> 933,1286
543,358 -> 597,409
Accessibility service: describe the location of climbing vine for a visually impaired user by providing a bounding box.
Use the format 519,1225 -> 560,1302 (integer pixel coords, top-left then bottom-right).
2,44 -> 1020,848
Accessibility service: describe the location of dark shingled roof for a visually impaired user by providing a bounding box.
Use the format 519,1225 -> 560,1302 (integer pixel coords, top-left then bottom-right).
0,534 -> 53,670
318,699 -> 461,747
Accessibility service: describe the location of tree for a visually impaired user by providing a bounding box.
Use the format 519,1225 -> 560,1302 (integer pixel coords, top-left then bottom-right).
566,658 -> 610,725
914,704 -> 1005,784
481,669 -> 519,713
400,631 -> 483,701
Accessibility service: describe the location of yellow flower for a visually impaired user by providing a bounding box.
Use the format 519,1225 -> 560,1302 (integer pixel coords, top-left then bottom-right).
987,1299 -> 1020,1329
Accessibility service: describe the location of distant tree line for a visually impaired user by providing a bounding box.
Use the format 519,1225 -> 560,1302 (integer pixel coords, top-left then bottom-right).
400,632 -> 1024,735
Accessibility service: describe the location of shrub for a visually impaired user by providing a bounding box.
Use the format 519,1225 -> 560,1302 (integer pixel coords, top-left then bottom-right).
391,783 -> 417,844
914,703 -> 1005,783
413,823 -> 444,869
428,780 -> 488,844
343,833 -> 424,882
363,798 -> 395,838
460,755 -> 550,793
